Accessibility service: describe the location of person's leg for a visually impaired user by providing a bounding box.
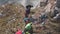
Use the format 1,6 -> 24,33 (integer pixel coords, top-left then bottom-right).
25,13 -> 28,17
29,27 -> 33,34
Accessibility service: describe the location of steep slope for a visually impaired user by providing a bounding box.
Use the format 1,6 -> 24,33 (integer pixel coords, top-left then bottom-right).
0,4 -> 25,34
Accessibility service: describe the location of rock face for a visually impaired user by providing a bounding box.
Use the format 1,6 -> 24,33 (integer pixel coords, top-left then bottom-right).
0,4 -> 25,34
56,0 -> 60,8
31,0 -> 60,34
0,0 -> 60,34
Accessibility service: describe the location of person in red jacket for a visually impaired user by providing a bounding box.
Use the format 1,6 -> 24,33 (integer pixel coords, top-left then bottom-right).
15,26 -> 22,34
15,29 -> 22,34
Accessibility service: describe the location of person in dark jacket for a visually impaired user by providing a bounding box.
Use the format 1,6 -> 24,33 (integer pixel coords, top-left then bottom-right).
25,5 -> 33,17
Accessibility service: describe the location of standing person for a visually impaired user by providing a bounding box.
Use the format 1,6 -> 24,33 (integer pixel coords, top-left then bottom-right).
25,5 -> 33,17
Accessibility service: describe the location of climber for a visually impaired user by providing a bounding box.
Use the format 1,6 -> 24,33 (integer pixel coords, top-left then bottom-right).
40,12 -> 47,23
24,17 -> 29,22
24,22 -> 33,34
24,16 -> 30,25
25,5 -> 33,17
25,19 -> 30,25
24,14 -> 34,25
39,12 -> 47,29
15,29 -> 22,34
28,15 -> 34,22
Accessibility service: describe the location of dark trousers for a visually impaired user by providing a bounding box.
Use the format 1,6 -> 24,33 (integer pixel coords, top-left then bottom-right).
24,27 -> 33,34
